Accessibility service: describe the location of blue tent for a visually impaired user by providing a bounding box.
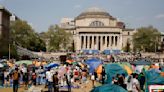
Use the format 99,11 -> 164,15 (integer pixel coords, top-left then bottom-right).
85,58 -> 102,73
46,63 -> 59,69
83,50 -> 90,54
91,84 -> 128,92
112,50 -> 121,54
103,50 -> 110,55
92,50 -> 99,54
105,63 -> 128,84
145,69 -> 164,92
132,59 -> 152,65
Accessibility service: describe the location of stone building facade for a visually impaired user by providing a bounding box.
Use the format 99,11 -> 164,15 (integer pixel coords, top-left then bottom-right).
0,5 -> 11,57
60,7 -> 135,52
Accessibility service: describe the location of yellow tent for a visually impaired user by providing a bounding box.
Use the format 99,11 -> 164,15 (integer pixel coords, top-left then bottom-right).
123,65 -> 133,75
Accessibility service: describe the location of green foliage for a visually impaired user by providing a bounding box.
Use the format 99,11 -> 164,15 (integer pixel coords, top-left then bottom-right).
133,26 -> 161,52
44,25 -> 73,51
10,20 -> 46,52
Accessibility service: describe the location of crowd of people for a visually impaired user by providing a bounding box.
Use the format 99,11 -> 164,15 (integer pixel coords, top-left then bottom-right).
0,52 -> 163,92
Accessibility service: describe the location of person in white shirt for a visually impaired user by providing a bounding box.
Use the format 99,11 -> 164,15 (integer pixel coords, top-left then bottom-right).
125,75 -> 133,92
46,69 -> 53,92
132,73 -> 140,92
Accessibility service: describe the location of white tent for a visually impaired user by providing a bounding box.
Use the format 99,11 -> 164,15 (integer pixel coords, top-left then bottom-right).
0,63 -> 4,68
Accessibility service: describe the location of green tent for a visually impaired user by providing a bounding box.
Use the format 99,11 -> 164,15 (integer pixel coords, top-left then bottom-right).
105,63 -> 128,84
91,84 -> 127,92
15,60 -> 33,65
145,69 -> 164,92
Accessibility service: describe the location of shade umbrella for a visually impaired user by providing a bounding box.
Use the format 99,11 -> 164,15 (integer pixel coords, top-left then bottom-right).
15,60 -> 33,65
85,58 -> 102,73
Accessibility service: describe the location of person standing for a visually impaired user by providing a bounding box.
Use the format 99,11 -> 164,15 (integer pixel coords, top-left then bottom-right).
31,70 -> 37,86
101,67 -> 106,84
65,74 -> 71,92
53,72 -> 59,92
12,68 -> 20,92
46,69 -> 53,92
132,73 -> 140,92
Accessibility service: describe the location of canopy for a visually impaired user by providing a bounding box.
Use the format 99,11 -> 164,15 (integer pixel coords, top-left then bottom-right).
145,69 -> 164,92
0,63 -> 4,68
105,63 -> 128,84
91,84 -> 127,92
15,60 -> 32,65
46,63 -> 59,69
85,58 -> 102,73
132,59 -> 152,65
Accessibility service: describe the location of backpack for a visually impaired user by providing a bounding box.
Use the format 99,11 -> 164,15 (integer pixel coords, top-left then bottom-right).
13,71 -> 19,80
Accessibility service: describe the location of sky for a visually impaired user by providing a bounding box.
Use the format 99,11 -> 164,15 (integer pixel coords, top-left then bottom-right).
0,0 -> 164,33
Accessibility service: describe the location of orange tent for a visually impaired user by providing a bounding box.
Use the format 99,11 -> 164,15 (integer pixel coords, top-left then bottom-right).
66,60 -> 74,64
96,65 -> 102,74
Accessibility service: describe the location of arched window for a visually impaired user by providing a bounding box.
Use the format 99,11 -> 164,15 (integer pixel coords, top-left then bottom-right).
90,21 -> 104,27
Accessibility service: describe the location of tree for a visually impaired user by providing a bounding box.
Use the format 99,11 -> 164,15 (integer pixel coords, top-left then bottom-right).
133,26 -> 161,52
45,25 -> 73,51
122,40 -> 131,52
10,20 -> 46,52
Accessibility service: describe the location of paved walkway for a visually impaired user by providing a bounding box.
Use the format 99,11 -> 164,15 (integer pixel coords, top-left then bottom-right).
0,80 -> 101,92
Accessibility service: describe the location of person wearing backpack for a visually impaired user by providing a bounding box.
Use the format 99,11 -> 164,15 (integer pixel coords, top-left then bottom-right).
12,68 -> 20,92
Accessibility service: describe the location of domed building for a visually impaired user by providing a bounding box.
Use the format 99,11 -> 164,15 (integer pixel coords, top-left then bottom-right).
60,7 -> 135,52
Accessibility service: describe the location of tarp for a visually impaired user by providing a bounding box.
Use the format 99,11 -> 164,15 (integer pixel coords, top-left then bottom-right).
105,63 -> 128,84
132,59 -> 152,65
91,84 -> 128,92
145,69 -> 164,92
85,58 -> 102,73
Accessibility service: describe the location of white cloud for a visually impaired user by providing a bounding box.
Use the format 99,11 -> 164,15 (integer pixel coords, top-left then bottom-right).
74,5 -> 81,9
155,14 -> 164,19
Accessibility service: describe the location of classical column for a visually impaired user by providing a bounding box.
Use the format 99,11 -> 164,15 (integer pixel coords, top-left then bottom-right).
119,34 -> 123,50
80,36 -> 82,49
87,36 -> 90,49
105,36 -> 107,50
96,36 -> 99,50
92,36 -> 94,49
83,35 -> 86,49
113,36 -> 115,48
100,36 -> 103,51
110,36 -> 112,47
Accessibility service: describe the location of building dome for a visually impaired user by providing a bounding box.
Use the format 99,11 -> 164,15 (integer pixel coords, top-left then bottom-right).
76,7 -> 111,19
